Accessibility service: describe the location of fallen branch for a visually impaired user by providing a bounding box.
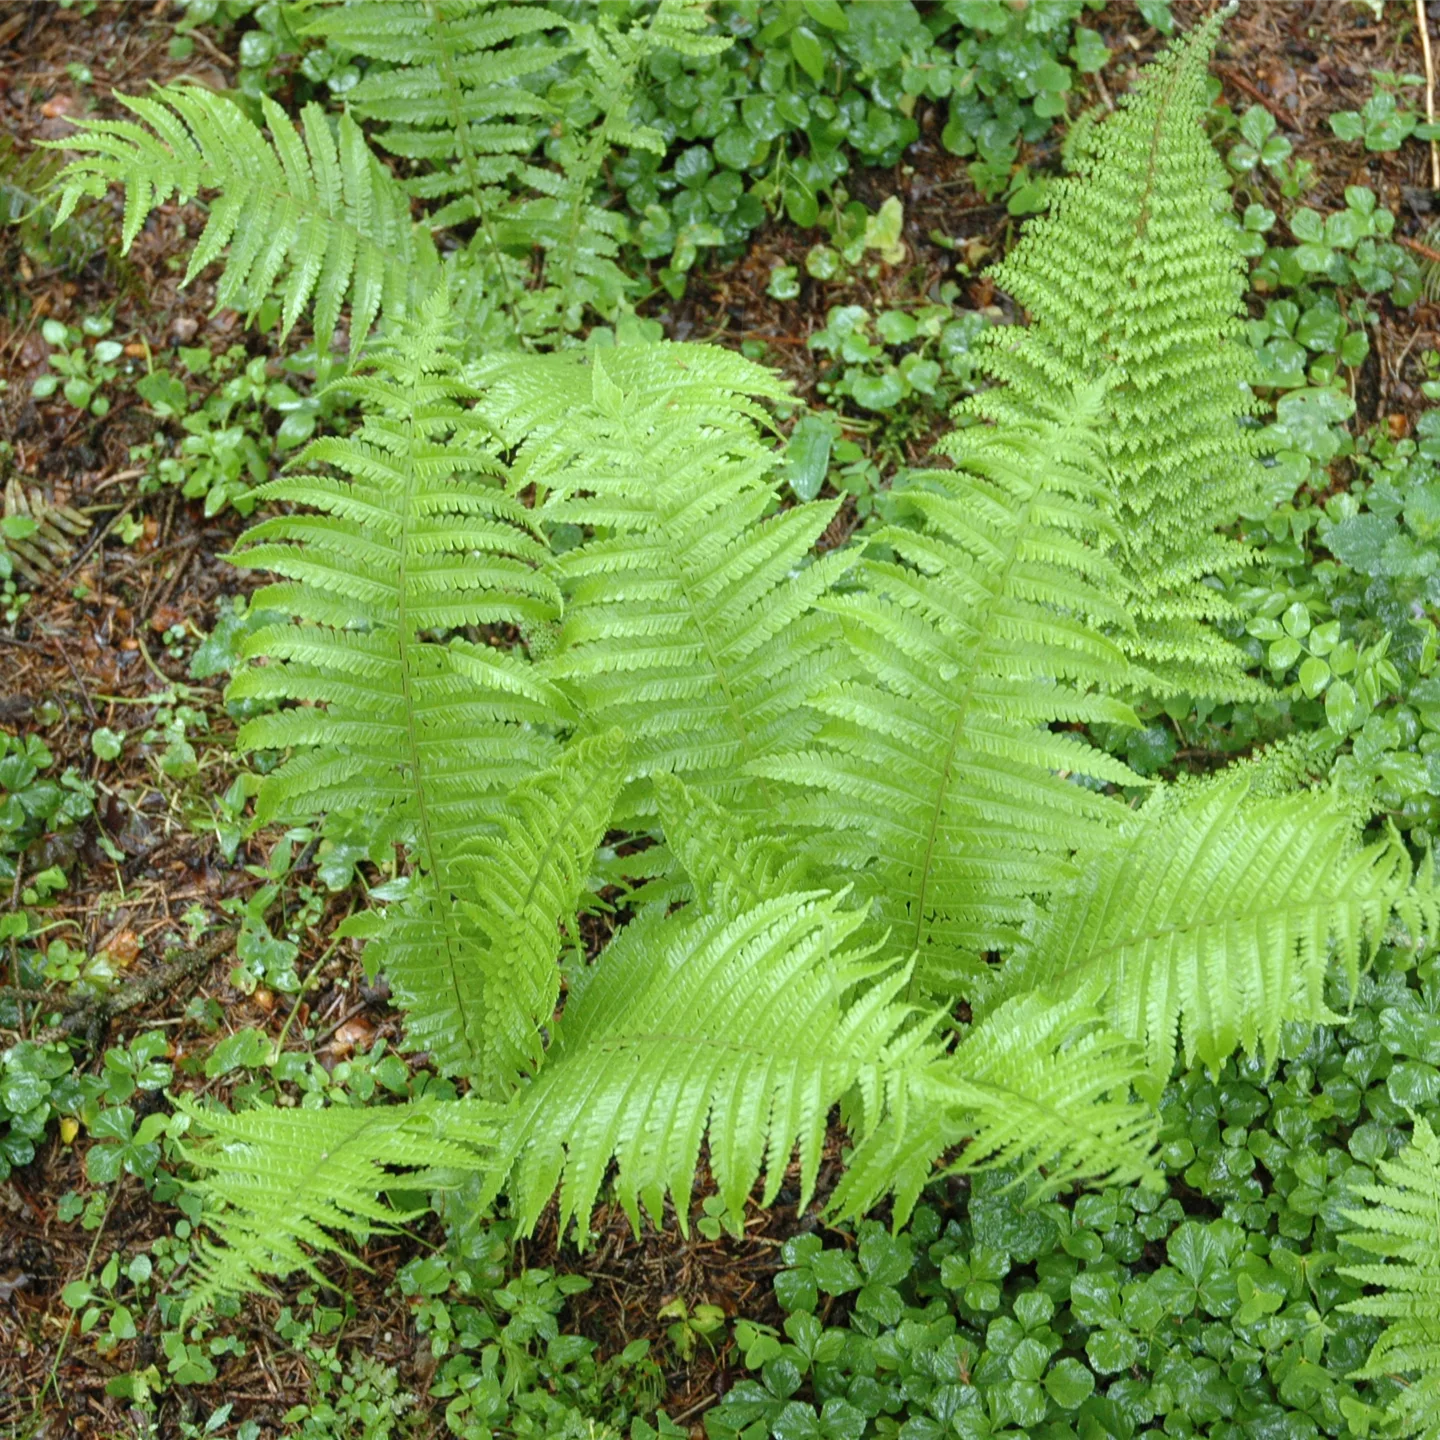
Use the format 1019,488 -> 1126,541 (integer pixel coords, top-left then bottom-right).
0,928 -> 236,1051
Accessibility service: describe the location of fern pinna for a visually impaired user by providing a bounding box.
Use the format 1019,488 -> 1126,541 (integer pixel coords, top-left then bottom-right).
51,13 -> 1432,1312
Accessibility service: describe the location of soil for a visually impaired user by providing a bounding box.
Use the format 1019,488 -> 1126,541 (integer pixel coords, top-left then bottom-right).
1,2 -> 1438,1436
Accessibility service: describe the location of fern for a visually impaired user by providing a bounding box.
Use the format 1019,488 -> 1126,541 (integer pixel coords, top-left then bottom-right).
174,1093 -> 495,1318
1341,1115 -> 1440,1440
229,292 -> 571,1088
829,994 -> 1158,1227
1,479 -> 91,582
49,86 -> 436,351
229,289 -> 562,837
964,9 -> 1261,698
102,12 -> 1439,1320
648,771 -> 813,914
306,0 -> 725,335
483,341 -> 852,818
757,385 -> 1145,990
987,780 -> 1426,1090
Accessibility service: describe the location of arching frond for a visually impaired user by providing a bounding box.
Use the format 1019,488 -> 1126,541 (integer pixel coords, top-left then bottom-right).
757,387 -> 1144,991
650,771 -> 811,914
175,1095 -> 495,1320
994,781 -> 1423,1087
228,293 -> 572,1089
832,995 -> 1158,1227
964,11 -> 1262,698
49,86 -> 435,350
486,892 -> 1157,1242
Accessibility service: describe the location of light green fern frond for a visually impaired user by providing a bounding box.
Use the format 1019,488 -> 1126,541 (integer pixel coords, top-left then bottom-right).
486,891 -> 1157,1242
372,731 -> 625,1093
175,1094 -> 495,1319
301,1 -> 570,230
487,893 -> 884,1237
757,386 -> 1144,990
1341,1115 -> 1440,1440
49,85 -> 435,350
993,780 -> 1419,1087
229,289 -> 565,845
484,342 -> 850,817
965,10 -> 1261,699
228,293 -> 574,1088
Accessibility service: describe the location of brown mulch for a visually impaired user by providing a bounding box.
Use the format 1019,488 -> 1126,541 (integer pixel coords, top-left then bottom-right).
3,1 -> 1440,1435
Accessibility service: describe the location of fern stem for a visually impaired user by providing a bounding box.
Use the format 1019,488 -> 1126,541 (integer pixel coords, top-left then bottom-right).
908,442 -> 1061,998
390,352 -> 482,1057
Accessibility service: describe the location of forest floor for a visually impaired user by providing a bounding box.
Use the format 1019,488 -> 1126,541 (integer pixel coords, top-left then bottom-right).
1,2 -> 1438,1436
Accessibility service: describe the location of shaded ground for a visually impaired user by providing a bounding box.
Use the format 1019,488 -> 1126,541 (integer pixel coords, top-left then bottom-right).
1,1 -> 1439,1435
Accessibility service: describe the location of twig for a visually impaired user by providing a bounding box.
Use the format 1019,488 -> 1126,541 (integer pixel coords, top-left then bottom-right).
1397,233 -> 1440,264
0,928 -> 236,1052
1215,64 -> 1289,127
1418,0 -> 1440,189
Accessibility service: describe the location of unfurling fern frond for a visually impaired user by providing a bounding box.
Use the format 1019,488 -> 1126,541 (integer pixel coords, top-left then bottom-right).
758,386 -> 1144,991
175,1094 -> 495,1319
1340,1115 -> 1440,1440
374,731 -> 625,1094
485,891 -> 1157,1242
49,86 -> 436,350
484,341 -> 850,817
966,10 -> 1261,698
991,781 -> 1420,1088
